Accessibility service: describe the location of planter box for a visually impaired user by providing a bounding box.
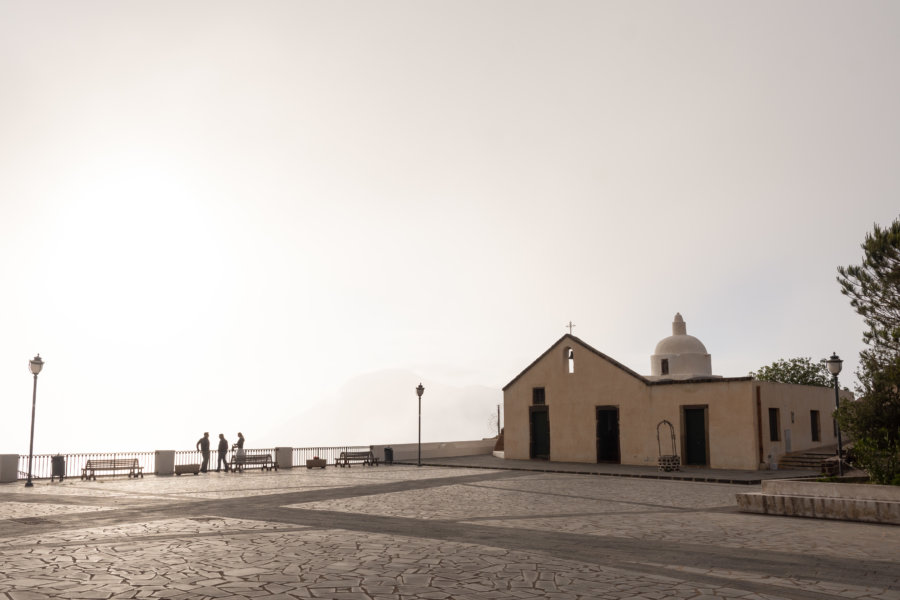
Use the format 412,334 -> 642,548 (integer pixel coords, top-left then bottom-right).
0,455 -> 18,483
306,459 -> 327,469
175,463 -> 200,476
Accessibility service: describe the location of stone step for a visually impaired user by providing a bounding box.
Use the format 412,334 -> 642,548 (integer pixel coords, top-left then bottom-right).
778,449 -> 838,471
778,466 -> 821,472
789,459 -> 830,465
778,463 -> 821,471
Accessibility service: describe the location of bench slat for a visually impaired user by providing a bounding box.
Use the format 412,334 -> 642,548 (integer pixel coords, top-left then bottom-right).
81,458 -> 144,481
336,451 -> 379,467
229,453 -> 278,472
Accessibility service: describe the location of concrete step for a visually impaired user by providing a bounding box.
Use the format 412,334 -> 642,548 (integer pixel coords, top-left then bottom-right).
789,458 -> 830,465
778,449 -> 839,471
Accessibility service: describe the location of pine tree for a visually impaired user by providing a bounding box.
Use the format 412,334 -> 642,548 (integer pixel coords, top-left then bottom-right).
836,216 -> 900,483
838,217 -> 900,362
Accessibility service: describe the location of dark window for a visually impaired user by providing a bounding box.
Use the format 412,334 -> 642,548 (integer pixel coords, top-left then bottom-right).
811,410 -> 821,442
532,387 -> 545,405
661,358 -> 669,375
768,408 -> 780,442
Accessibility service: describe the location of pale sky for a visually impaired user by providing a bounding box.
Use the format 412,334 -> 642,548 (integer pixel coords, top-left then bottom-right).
1,1 -> 898,454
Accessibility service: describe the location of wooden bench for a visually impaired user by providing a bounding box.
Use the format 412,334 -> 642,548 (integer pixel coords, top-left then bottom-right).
335,451 -> 379,467
81,458 -> 144,480
230,452 -> 277,473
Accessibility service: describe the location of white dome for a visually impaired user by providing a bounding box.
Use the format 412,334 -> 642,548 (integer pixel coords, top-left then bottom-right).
649,313 -> 716,380
654,334 -> 708,356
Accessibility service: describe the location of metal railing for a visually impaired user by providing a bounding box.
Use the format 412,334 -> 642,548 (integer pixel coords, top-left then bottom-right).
17,452 -> 156,481
173,448 -> 279,470
13,446 -> 375,481
292,446 -> 370,466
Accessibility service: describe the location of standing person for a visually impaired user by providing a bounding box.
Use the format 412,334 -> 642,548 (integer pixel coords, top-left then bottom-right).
232,432 -> 245,470
196,432 -> 210,473
217,433 -> 229,472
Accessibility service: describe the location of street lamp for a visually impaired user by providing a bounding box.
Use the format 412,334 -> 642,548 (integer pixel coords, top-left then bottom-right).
416,383 -> 424,467
824,352 -> 843,476
25,354 -> 44,488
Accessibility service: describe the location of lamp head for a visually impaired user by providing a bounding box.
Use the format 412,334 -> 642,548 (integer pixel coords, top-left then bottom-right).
824,352 -> 843,376
29,354 -> 43,376
416,383 -> 424,398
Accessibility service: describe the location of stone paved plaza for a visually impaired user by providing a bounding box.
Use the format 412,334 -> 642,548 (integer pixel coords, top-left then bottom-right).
0,464 -> 898,599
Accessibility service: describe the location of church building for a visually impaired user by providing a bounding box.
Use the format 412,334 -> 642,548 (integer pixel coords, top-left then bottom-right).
502,314 -> 841,470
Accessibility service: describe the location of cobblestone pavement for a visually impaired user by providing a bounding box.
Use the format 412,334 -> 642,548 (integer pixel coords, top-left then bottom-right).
0,465 -> 897,599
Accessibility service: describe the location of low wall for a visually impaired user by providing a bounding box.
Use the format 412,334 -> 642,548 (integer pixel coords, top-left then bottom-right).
736,479 -> 900,525
372,439 -> 495,463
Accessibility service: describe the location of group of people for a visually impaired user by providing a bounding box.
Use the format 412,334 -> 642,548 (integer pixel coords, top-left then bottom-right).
195,431 -> 245,473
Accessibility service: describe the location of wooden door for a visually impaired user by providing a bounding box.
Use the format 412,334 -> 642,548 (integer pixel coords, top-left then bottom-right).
596,407 -> 620,463
529,406 -> 550,459
683,406 -> 708,466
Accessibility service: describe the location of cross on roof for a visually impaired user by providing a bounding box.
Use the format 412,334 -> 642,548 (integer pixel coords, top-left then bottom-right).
566,321 -> 576,335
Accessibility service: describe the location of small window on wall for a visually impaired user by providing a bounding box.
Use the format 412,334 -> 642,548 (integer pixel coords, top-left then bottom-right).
533,387 -> 546,405
768,408 -> 780,442
568,349 -> 575,374
811,410 -> 821,442
661,358 -> 669,375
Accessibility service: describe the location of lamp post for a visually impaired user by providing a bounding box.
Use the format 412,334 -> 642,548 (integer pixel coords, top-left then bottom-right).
824,352 -> 843,476
416,383 -> 424,467
25,354 -> 44,488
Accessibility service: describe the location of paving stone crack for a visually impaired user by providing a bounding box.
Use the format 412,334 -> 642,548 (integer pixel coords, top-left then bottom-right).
1,466 -> 896,600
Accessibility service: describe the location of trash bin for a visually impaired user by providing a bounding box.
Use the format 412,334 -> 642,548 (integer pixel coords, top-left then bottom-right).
51,455 -> 66,482
383,447 -> 393,465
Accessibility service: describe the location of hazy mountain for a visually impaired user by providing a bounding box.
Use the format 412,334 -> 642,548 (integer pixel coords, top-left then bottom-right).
266,369 -> 502,448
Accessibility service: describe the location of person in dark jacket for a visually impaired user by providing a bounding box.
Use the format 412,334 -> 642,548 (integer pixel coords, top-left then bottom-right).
217,433 -> 229,472
196,432 -> 210,473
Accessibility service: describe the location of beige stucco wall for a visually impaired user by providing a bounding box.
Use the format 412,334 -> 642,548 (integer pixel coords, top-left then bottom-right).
550,344 -> 649,463
503,338 -> 648,463
756,381 -> 842,467
503,336 -> 846,471
647,381 -> 758,470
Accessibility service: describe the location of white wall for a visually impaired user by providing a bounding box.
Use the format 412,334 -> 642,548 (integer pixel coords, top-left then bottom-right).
372,439 -> 495,462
